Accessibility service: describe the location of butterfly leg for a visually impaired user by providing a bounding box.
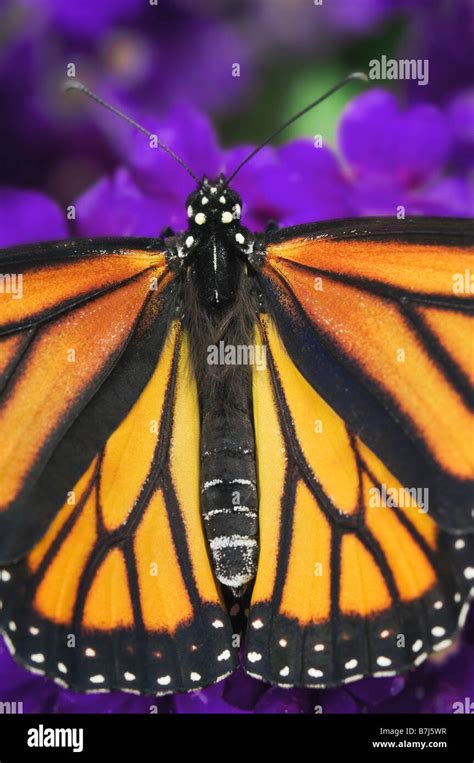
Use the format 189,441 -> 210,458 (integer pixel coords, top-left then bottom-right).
159,226 -> 176,244
265,220 -> 279,234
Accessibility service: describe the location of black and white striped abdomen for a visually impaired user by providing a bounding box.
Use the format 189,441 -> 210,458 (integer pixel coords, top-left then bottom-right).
200,400 -> 258,595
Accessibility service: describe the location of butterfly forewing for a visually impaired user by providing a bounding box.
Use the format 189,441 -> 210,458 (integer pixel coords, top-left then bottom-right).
259,217 -> 474,533
0,241 -> 172,561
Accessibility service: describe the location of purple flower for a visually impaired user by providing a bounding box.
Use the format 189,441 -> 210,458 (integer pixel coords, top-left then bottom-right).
447,89 -> 474,175
339,89 -> 473,216
0,90 -> 472,714
75,88 -> 472,240
0,189 -> 67,247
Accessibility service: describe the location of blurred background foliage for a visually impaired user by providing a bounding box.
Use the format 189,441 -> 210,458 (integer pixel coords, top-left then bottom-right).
0,0 -> 472,205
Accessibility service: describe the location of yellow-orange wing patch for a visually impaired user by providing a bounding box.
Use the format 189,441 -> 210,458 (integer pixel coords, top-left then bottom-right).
0,323 -> 236,694
244,316 -> 473,688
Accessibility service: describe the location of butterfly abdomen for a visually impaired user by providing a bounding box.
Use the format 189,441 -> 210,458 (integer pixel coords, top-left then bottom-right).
182,255 -> 260,596
200,391 -> 259,596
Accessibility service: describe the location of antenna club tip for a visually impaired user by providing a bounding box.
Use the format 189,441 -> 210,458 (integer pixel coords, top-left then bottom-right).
62,79 -> 86,94
348,72 -> 369,83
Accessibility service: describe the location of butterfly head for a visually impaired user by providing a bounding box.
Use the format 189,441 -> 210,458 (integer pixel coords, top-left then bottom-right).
185,176 -> 242,231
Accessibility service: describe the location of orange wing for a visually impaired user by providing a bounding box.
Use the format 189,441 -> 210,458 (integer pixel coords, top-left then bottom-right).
0,322 -> 237,694
0,238 -> 174,561
244,315 -> 473,688
259,217 -> 474,531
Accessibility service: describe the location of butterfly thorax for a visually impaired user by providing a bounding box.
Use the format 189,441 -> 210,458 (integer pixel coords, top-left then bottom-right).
168,175 -> 258,311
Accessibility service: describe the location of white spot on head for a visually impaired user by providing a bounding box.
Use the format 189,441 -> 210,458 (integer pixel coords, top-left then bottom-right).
124,672 -> 136,681
455,539 -> 465,550
376,656 -> 392,667
157,675 -> 171,686
1,570 -> 11,582
31,653 -> 45,664
89,674 -> 105,684
232,203 -> 241,219
187,205 -> 193,218
412,639 -> 423,653
190,672 -> 202,682
219,195 -> 226,204
247,651 -> 262,663
221,211 -> 233,224
201,196 -> 209,205
210,186 -> 217,194
185,235 -> 194,248
235,232 -> 245,245
58,662 -> 68,674
279,666 -> 290,677
252,619 -> 264,630
308,668 -> 324,679
345,659 -> 358,670
195,212 -> 206,225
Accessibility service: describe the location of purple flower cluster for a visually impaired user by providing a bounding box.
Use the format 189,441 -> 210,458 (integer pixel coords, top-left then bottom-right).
0,86 -> 472,713
1,87 -> 471,250
2,0 -> 471,199
1,611 -> 473,714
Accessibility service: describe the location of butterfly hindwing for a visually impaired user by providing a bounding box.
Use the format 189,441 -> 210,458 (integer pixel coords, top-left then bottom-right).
0,320 -> 236,694
258,217 -> 474,532
244,315 -> 473,688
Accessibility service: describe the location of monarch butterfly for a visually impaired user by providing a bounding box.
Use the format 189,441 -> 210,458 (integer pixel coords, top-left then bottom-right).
0,74 -> 473,697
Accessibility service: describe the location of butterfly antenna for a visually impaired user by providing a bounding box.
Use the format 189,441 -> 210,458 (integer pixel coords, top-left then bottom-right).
225,72 -> 368,186
64,79 -> 200,183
